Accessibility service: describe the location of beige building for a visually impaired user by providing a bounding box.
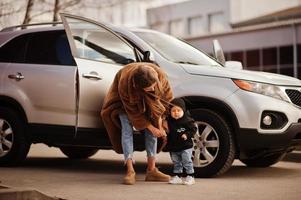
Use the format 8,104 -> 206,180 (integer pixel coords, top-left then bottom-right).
0,0 -> 188,29
147,0 -> 301,79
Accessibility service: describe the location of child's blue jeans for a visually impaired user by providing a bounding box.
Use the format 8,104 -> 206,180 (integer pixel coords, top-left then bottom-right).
170,148 -> 194,174
119,113 -> 157,162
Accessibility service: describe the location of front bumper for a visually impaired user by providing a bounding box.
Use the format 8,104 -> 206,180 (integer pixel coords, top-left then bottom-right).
238,123 -> 301,159
226,89 -> 301,133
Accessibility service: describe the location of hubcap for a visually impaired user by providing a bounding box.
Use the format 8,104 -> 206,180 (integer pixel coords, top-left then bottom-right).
0,119 -> 14,157
192,121 -> 219,167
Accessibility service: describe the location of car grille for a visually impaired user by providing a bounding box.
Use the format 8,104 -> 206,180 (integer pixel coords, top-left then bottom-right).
285,89 -> 301,107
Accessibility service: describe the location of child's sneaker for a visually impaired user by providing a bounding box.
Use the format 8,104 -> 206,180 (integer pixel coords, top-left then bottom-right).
183,176 -> 195,185
168,175 -> 183,184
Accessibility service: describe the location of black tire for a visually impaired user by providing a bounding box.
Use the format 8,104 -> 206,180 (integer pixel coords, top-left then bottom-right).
240,152 -> 286,167
60,146 -> 99,159
0,107 -> 30,166
190,109 -> 235,177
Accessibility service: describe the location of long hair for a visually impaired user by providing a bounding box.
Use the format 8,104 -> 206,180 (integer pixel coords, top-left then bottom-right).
144,83 -> 166,127
132,64 -> 166,128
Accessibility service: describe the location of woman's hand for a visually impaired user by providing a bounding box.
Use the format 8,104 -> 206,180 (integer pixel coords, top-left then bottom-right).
147,124 -> 166,138
162,119 -> 169,132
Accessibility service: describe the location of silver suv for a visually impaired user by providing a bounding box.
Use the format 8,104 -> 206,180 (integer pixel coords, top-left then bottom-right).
0,14 -> 301,177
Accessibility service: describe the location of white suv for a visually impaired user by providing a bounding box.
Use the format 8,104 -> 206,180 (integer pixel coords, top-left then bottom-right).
0,14 -> 300,177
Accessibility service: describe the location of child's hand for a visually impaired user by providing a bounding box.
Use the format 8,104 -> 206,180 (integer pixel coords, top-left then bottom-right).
181,134 -> 187,140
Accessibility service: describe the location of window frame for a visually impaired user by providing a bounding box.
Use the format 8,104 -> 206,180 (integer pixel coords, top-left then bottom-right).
60,13 -> 138,65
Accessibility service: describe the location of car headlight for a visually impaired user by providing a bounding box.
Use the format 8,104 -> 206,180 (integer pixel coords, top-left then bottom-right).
233,79 -> 290,102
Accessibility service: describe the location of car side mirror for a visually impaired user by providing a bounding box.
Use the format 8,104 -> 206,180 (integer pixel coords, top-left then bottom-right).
225,61 -> 243,70
213,39 -> 225,65
142,51 -> 154,62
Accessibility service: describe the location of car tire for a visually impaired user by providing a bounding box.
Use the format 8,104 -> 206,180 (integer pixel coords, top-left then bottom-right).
240,152 -> 286,167
0,107 -> 30,166
190,109 -> 235,177
60,146 -> 99,159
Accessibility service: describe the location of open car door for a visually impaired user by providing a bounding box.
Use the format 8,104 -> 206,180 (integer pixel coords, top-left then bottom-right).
60,13 -> 137,139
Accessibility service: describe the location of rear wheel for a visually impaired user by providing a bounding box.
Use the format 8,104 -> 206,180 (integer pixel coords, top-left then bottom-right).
0,107 -> 30,166
240,152 -> 286,167
60,146 -> 99,159
190,109 -> 235,177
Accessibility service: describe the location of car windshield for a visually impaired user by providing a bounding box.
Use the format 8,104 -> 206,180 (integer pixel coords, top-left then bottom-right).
133,30 -> 221,66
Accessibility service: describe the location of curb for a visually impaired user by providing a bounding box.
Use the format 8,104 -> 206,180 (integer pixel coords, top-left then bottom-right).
0,185 -> 64,200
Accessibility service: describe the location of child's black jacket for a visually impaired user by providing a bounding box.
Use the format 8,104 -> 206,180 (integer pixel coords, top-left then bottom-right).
166,112 -> 197,152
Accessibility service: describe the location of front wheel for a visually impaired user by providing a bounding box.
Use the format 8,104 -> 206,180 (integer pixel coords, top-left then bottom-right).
190,109 -> 236,177
240,152 -> 286,167
60,146 -> 99,159
0,107 -> 31,166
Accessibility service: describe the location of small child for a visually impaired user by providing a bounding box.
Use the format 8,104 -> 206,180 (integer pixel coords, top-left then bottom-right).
166,98 -> 197,185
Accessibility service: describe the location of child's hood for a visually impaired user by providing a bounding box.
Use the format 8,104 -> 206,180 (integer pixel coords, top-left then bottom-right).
170,98 -> 186,112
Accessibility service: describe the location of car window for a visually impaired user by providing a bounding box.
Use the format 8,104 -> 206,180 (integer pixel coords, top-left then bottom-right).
63,17 -> 136,65
25,30 -> 76,66
134,31 -> 221,67
0,34 -> 29,63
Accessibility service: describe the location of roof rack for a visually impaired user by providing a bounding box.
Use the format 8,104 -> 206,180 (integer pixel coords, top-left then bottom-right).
1,22 -> 63,32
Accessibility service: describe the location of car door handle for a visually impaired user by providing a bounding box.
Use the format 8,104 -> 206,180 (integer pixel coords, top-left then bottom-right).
82,73 -> 102,80
8,72 -> 24,81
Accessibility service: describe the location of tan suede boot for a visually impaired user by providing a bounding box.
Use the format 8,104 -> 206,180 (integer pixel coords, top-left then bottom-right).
123,171 -> 136,185
145,168 -> 170,182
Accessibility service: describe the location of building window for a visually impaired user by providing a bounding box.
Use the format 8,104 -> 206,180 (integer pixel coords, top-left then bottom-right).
246,49 -> 260,70
208,12 -> 226,33
262,47 -> 277,73
279,45 -> 293,77
188,16 -> 206,36
297,44 -> 301,64
225,52 -> 231,61
169,19 -> 185,37
280,46 -> 293,64
151,22 -> 166,33
230,51 -> 245,67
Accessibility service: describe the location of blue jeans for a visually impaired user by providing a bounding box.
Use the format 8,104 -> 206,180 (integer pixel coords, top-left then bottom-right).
119,113 -> 157,162
170,148 -> 194,174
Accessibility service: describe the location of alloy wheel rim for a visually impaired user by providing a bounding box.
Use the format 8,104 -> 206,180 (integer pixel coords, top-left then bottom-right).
0,119 -> 14,157
192,121 -> 220,167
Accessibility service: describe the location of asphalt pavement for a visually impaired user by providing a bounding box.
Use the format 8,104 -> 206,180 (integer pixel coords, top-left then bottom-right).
0,144 -> 300,200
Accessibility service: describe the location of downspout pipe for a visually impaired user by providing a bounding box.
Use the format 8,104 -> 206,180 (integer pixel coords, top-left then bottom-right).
292,23 -> 298,78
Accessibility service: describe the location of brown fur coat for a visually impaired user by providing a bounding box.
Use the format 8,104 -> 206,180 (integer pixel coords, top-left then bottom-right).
101,62 -> 173,153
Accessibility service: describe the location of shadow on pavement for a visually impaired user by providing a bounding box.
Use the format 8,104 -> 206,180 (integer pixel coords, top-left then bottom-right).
222,165 -> 300,179
21,157 -> 171,175
21,156 -> 301,180
14,151 -> 301,179
282,151 -> 301,163
222,151 -> 301,179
